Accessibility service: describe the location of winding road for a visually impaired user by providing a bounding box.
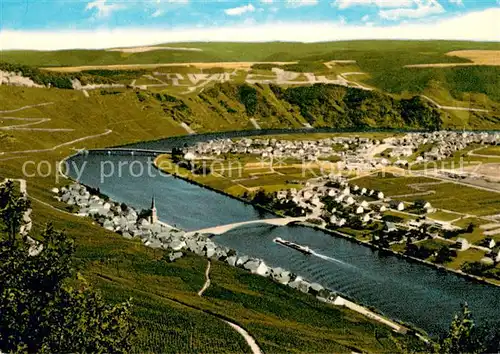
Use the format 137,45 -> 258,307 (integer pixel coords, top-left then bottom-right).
0,102 -> 113,155
0,102 -> 72,132
2,129 -> 113,155
420,95 -> 489,113
0,117 -> 74,132
198,260 -> 211,296
0,102 -> 54,114
196,259 -> 262,354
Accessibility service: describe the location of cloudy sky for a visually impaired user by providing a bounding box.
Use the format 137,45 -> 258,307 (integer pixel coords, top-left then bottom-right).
0,0 -> 499,49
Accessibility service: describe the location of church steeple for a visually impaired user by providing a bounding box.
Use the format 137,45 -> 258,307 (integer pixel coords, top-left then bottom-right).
150,195 -> 158,224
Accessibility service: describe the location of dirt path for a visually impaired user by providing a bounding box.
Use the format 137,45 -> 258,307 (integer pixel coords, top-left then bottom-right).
0,117 -> 74,132
468,147 -> 500,159
180,122 -> 196,135
198,260 -> 211,296
0,102 -> 72,132
249,118 -> 261,130
223,320 -> 263,354
0,102 -> 54,114
3,129 -> 113,155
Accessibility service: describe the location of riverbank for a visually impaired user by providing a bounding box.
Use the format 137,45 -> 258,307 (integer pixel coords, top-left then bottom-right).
148,157 -> 437,335
305,223 -> 500,288
62,149 -> 500,338
58,161 -> 425,340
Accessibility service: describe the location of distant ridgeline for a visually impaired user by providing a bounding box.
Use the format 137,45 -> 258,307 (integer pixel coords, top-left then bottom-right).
0,62 -> 145,89
0,61 -> 443,130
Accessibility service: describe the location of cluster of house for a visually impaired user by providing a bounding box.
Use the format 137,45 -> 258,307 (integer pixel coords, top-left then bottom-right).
273,175 -> 444,249
184,136 -> 393,173
184,131 -> 499,177
384,131 -> 500,163
479,238 -> 500,265
185,137 -> 347,161
274,174 -> 429,229
55,183 -> 338,301
54,184 -> 168,239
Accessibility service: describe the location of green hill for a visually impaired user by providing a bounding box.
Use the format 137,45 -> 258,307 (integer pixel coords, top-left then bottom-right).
2,40 -> 500,126
0,84 -> 428,353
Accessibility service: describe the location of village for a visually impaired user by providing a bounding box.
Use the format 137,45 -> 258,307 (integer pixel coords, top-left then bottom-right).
186,130 -> 500,168
177,130 -> 500,276
55,182 -> 349,304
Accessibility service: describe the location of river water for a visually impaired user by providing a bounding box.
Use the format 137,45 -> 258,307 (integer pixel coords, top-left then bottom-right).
67,132 -> 500,336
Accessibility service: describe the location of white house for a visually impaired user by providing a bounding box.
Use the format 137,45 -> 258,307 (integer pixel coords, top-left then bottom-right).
455,238 -> 470,251
337,218 -> 347,227
184,152 -> 196,160
276,190 -> 288,200
390,201 -> 405,211
345,196 -> 355,205
360,214 -> 371,223
355,206 -> 364,214
377,192 -> 385,200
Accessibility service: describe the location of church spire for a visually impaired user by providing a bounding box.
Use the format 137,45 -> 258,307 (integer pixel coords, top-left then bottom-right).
150,194 -> 158,224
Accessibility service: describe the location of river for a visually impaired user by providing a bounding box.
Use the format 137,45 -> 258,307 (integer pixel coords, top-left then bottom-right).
67,131 -> 500,337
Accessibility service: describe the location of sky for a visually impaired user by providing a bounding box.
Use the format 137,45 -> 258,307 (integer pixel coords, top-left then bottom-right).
0,0 -> 499,49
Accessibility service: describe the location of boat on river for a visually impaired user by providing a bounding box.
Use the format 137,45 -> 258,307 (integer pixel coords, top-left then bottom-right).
274,237 -> 312,255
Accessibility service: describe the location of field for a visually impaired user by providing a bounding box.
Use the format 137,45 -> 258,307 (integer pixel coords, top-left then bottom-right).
155,154 -> 332,198
406,50 -> 500,67
352,173 -> 439,196
476,145 -> 500,156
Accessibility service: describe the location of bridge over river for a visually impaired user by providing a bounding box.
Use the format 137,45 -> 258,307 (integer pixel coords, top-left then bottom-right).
186,217 -> 307,236
88,148 -> 172,156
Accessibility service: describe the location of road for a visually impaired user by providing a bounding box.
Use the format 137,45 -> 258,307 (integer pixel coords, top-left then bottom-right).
3,129 -> 113,155
223,321 -> 262,354
0,102 -> 72,132
198,260 -> 211,296
0,117 -> 74,132
467,146 -> 500,159
0,102 -> 54,114
420,95 -> 489,113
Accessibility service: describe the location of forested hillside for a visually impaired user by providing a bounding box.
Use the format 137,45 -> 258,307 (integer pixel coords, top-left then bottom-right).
148,82 -> 444,131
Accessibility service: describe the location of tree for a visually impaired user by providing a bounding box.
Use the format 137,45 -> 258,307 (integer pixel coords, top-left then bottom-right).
0,180 -> 30,244
435,246 -> 456,264
435,304 -> 477,353
252,189 -> 273,206
435,304 -> 499,354
0,183 -> 135,352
